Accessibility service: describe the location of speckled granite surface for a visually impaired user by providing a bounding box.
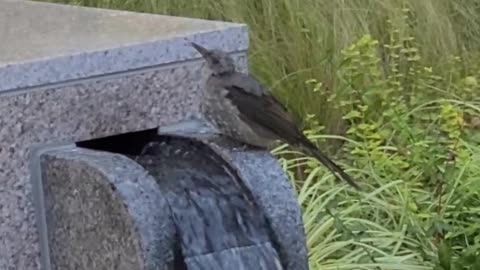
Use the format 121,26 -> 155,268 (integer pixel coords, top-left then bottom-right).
0,0 -> 248,92
39,147 -> 175,270
0,1 -> 248,269
0,57 -> 249,269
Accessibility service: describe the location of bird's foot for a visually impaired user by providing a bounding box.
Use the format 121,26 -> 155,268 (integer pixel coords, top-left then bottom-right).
230,144 -> 250,152
138,141 -> 160,156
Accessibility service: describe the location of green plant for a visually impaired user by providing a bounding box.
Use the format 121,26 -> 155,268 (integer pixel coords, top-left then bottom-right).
272,21 -> 480,269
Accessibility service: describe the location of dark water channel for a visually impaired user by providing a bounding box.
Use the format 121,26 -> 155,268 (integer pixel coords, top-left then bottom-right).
133,137 -> 284,270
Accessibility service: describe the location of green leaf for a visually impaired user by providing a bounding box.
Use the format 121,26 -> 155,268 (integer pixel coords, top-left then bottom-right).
438,242 -> 452,270
343,110 -> 362,120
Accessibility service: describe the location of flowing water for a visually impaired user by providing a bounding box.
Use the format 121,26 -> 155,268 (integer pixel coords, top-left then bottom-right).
133,137 -> 284,270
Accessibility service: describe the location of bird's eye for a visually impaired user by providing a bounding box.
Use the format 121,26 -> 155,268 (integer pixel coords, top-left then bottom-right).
211,59 -> 220,64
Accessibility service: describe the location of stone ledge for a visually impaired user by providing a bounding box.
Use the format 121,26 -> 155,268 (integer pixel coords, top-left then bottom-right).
0,0 -> 248,92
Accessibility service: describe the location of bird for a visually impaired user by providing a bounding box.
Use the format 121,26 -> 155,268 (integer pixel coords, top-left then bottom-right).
191,42 -> 360,190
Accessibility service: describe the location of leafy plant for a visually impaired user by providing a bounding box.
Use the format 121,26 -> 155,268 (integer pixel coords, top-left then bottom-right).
273,15 -> 480,269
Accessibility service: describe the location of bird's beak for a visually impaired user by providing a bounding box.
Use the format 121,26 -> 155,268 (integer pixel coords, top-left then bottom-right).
191,42 -> 210,58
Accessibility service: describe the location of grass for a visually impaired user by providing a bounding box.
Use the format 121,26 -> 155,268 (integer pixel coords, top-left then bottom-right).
272,33 -> 480,269
276,152 -> 436,270
41,1 -> 480,269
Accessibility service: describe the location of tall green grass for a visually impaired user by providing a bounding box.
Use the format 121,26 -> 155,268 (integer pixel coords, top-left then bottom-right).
272,31 -> 480,269
44,0 -> 480,135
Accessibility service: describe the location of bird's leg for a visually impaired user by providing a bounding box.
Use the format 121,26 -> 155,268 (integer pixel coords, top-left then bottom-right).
206,136 -> 251,152
230,143 -> 250,152
135,141 -> 159,162
230,142 -> 267,153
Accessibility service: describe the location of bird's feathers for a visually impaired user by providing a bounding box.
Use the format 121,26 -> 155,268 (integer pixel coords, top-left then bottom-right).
300,140 -> 361,190
223,84 -> 301,143
221,73 -> 360,190
220,73 -> 267,96
193,43 -> 360,190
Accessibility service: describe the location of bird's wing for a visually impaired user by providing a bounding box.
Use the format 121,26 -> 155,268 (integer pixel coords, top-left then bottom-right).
221,73 -> 304,143
222,73 -> 361,190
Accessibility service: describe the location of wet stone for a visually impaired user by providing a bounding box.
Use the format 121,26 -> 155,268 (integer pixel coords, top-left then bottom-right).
134,137 -> 284,269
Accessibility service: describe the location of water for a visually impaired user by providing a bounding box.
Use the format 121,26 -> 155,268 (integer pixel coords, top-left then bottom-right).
133,137 -> 284,270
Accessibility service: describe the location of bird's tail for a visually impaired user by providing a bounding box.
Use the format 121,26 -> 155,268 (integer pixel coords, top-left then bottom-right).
299,139 -> 361,190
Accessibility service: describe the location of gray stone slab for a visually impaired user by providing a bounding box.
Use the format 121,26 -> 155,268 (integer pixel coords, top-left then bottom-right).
0,47 -> 247,270
36,146 -> 175,270
0,0 -> 248,92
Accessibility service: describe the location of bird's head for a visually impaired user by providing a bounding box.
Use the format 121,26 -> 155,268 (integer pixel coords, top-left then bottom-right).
191,42 -> 236,75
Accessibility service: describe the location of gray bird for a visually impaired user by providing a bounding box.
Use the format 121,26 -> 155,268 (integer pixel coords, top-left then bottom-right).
191,42 -> 360,190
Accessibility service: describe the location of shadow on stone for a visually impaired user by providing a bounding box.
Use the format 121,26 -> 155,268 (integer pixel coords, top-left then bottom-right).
75,128 -> 159,156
